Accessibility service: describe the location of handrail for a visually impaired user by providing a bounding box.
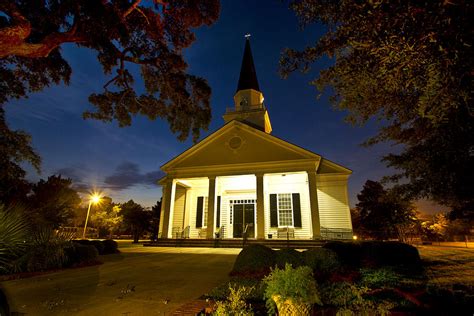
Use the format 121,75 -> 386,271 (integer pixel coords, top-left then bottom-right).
242,223 -> 250,247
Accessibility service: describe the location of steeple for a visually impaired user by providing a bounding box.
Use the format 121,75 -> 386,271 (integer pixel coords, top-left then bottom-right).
236,38 -> 260,92
223,35 -> 272,134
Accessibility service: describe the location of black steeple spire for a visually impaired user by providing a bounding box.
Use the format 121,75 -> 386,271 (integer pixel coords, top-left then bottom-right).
236,37 -> 260,92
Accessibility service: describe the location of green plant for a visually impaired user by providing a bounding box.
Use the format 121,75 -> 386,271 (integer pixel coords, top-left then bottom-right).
231,245 -> 275,277
275,248 -> 304,269
17,228 -> 72,272
213,285 -> 254,316
207,278 -> 265,301
0,204 -> 29,273
263,264 -> 321,315
303,248 -> 341,276
360,268 -> 401,288
321,282 -> 393,316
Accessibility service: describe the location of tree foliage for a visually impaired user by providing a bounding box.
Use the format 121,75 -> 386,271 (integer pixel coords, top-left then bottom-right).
0,108 -> 40,205
282,0 -> 473,215
27,175 -> 81,228
120,199 -> 151,243
90,196 -> 123,238
0,0 -> 220,143
150,199 -> 162,240
356,180 -> 415,240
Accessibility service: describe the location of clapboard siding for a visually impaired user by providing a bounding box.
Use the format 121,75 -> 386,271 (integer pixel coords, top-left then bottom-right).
264,173 -> 312,239
172,186 -> 186,231
317,184 -> 352,230
188,186 -> 209,239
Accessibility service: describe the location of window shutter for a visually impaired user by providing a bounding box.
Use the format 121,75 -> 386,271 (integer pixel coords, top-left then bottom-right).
216,196 -> 221,228
292,193 -> 302,228
195,196 -> 203,228
270,194 -> 278,227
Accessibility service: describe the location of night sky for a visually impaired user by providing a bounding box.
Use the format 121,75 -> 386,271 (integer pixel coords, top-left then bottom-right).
4,1 -> 441,212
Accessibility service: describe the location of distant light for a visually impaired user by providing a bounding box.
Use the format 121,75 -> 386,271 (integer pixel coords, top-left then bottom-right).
353,235 -> 358,240
91,194 -> 101,204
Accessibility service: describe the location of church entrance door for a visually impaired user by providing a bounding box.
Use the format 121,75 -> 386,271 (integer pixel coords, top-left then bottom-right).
233,203 -> 255,238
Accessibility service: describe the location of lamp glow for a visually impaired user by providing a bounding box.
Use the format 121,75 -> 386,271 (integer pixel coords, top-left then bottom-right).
82,192 -> 102,239
353,235 -> 358,240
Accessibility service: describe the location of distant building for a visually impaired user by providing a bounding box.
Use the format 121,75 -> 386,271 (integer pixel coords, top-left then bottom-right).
158,38 -> 352,240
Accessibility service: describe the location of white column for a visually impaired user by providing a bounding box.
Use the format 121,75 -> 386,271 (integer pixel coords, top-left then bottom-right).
307,171 -> 321,238
206,176 -> 216,239
256,173 -> 265,239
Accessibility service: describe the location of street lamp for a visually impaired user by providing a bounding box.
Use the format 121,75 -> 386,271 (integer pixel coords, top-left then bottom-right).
82,193 -> 101,239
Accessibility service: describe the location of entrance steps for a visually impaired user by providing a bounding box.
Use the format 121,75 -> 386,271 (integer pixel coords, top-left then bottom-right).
143,238 -> 325,249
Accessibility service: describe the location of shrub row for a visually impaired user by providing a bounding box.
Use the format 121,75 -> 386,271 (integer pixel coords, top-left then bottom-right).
231,245 -> 341,278
323,241 -> 421,269
64,243 -> 99,267
73,239 -> 119,255
231,241 -> 421,277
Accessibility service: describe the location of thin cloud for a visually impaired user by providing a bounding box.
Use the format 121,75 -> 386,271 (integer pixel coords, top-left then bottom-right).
104,161 -> 163,190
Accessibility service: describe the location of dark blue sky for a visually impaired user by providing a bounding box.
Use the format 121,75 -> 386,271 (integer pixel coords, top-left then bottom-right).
6,1 -> 437,211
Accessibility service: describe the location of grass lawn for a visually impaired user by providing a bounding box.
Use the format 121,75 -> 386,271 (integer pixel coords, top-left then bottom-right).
1,243 -> 240,315
418,245 -> 474,287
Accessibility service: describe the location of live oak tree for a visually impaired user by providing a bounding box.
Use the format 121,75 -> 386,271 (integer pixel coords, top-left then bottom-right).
0,109 -> 40,205
282,1 -> 473,216
0,0 -> 220,188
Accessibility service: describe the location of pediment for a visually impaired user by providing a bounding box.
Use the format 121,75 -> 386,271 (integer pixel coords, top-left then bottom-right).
162,121 -> 320,170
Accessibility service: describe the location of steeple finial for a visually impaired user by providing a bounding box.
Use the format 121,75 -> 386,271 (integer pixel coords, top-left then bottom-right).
236,36 -> 260,92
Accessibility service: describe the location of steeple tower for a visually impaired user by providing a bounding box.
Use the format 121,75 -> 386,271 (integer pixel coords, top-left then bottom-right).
223,36 -> 272,134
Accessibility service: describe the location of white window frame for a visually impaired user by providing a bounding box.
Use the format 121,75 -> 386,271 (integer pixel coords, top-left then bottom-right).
277,193 -> 294,228
202,196 -> 209,228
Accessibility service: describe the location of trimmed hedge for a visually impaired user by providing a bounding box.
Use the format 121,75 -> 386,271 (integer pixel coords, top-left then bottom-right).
360,241 -> 421,268
323,241 -> 362,266
65,243 -> 99,267
303,247 -> 341,275
323,241 -> 421,270
74,239 -> 119,255
102,239 -> 119,254
275,248 -> 304,269
90,240 -> 105,255
231,244 -> 275,277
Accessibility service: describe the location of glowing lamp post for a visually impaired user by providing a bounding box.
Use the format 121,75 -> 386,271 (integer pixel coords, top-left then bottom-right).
82,193 -> 101,239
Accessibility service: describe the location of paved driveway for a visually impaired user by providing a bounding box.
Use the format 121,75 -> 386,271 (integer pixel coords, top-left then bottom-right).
1,245 -> 240,315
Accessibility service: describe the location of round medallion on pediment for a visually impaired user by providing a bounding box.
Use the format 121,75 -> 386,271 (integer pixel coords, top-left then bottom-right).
229,136 -> 242,149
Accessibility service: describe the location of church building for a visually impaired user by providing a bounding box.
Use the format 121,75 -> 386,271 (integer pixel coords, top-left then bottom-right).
158,39 -> 353,241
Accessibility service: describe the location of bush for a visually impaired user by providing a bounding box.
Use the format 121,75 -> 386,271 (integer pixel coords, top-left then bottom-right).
320,282 -> 393,315
65,243 -> 99,266
231,244 -> 275,277
360,268 -> 401,288
360,241 -> 421,269
263,264 -> 321,315
74,239 -> 91,246
90,240 -> 105,255
213,285 -> 254,316
102,239 -> 119,254
323,241 -> 362,267
16,228 -> 70,273
303,248 -> 341,276
275,248 -> 304,269
207,277 -> 265,301
323,241 -> 421,271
